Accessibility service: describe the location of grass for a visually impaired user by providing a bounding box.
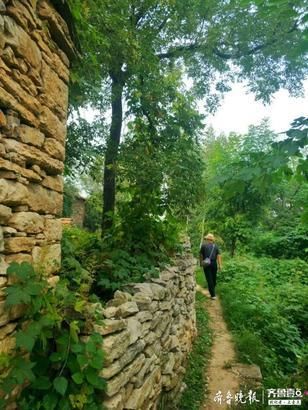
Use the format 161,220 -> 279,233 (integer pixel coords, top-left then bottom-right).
195,267 -> 206,288
178,291 -> 212,410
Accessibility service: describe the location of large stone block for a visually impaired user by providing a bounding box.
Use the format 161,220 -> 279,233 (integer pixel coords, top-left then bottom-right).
118,301 -> 139,318
0,158 -> 42,182
0,179 -> 28,205
40,106 -> 66,143
3,139 -> 64,174
6,0 -> 37,33
16,124 -> 45,147
4,253 -> 33,266
126,316 -> 142,345
0,204 -> 12,223
41,61 -> 68,120
37,0 -> 76,60
94,319 -> 126,336
27,183 -> 63,215
4,237 -> 36,253
32,244 -> 61,275
9,212 -> 44,233
0,15 -> 42,68
43,138 -> 65,160
41,175 -> 63,193
0,85 -> 39,126
0,67 -> 40,116
44,218 -> 62,241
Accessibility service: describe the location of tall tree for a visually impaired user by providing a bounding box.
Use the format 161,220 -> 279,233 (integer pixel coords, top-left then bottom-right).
69,0 -> 308,231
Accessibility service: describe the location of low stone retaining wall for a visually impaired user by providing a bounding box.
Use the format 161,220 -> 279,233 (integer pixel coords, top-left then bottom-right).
96,245 -> 197,410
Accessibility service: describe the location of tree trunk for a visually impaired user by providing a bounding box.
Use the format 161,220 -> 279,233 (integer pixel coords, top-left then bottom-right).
102,73 -> 124,232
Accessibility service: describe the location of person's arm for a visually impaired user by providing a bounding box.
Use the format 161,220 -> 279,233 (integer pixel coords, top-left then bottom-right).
199,245 -> 204,266
217,254 -> 222,270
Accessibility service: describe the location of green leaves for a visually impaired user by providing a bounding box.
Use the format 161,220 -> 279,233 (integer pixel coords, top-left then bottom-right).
5,263 -> 45,309
53,377 -> 68,396
0,262 -> 105,407
219,254 -> 308,385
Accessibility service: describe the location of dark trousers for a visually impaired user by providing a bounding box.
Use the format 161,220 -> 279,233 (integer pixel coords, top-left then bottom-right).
203,262 -> 217,297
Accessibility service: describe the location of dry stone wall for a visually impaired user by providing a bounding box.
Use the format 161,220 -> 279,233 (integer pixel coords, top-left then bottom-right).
95,245 -> 197,410
0,0 -> 75,352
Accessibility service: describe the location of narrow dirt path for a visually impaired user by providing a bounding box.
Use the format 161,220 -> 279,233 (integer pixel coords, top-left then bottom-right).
196,285 -> 241,409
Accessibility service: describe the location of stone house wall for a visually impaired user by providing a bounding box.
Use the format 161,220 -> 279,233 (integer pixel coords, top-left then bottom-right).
95,244 -> 197,410
71,196 -> 86,227
0,0 -> 75,352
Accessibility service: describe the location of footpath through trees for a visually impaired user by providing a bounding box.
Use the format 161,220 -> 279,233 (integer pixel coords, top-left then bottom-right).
196,285 -> 262,410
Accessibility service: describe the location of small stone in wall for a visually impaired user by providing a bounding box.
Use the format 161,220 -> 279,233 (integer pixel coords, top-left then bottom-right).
136,311 -> 153,323
124,367 -> 161,409
0,323 -> 17,341
126,316 -> 142,345
105,354 -> 145,398
132,293 -> 152,311
103,329 -> 131,366
94,318 -> 126,336
0,109 -> 7,127
103,306 -> 119,319
0,255 -> 8,275
102,339 -> 146,380
117,301 -> 139,318
102,393 -> 123,410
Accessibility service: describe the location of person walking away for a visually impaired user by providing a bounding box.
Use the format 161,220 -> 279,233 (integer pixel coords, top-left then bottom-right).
200,233 -> 222,300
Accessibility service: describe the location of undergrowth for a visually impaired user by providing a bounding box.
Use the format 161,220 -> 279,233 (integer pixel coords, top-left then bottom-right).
218,255 -> 308,396
62,226 -> 176,300
0,262 -> 105,409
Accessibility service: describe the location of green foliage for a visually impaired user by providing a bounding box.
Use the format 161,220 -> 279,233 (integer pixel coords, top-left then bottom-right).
178,292 -> 212,410
251,228 -> 308,260
67,0 -> 308,230
62,226 -> 163,300
218,255 -> 308,387
66,117 -> 106,176
0,262 -> 105,409
63,181 -> 80,218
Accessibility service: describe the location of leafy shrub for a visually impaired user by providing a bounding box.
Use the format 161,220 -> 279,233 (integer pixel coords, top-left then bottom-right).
251,228 -> 308,260
0,262 -> 105,409
62,226 -> 162,300
218,255 -> 308,387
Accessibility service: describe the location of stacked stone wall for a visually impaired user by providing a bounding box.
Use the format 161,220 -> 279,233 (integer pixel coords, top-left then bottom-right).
94,245 -> 197,410
0,0 -> 75,355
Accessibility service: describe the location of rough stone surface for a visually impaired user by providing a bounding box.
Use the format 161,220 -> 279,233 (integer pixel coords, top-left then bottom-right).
32,244 -> 61,275
0,5 -> 74,403
100,246 -> 197,409
9,212 -> 44,233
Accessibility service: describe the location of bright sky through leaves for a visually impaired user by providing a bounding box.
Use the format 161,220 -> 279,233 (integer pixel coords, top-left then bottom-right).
206,80 -> 308,135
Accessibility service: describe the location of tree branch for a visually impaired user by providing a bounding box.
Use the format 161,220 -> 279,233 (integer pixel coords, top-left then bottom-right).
158,20 -> 299,61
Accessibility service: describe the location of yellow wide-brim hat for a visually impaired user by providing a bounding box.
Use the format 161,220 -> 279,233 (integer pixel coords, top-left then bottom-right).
205,233 -> 215,241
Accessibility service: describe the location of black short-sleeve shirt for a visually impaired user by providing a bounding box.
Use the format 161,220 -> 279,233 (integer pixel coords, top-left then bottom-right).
200,243 -> 220,261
